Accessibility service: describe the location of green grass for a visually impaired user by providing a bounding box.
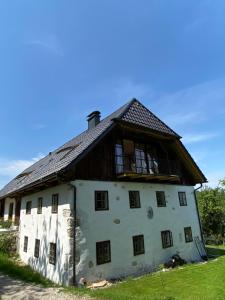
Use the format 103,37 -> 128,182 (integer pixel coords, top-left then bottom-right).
206,244 -> 225,257
1,246 -> 225,299
68,245 -> 225,300
0,252 -> 54,287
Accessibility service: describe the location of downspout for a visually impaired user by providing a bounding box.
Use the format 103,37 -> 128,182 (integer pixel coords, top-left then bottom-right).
68,183 -> 77,286
194,183 -> 207,257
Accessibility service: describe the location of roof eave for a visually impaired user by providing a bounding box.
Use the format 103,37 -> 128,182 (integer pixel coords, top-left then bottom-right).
112,118 -> 181,139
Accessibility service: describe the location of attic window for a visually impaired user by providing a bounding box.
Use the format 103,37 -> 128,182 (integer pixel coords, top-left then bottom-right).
16,171 -> 32,180
56,146 -> 76,154
57,144 -> 81,160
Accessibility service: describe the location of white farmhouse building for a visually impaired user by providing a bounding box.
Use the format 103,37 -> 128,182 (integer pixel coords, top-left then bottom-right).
0,99 -> 207,285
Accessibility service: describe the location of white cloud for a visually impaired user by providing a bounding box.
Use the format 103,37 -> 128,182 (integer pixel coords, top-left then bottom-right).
183,132 -> 219,144
113,79 -> 153,102
165,111 -> 203,126
156,77 -> 225,125
0,153 -> 45,189
25,34 -> 63,56
204,169 -> 225,188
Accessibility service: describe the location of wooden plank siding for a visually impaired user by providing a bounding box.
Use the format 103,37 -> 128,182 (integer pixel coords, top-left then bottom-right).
75,127 -> 196,185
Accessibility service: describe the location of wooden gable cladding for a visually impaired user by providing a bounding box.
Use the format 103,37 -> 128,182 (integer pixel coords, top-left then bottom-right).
74,126 -> 201,185
75,132 -> 115,181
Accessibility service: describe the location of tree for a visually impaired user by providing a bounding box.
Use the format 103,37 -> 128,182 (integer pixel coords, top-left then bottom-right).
197,185 -> 225,242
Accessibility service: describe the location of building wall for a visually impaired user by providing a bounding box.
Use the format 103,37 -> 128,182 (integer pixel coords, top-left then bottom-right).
4,197 -> 16,221
73,180 -> 202,283
19,184 -> 74,285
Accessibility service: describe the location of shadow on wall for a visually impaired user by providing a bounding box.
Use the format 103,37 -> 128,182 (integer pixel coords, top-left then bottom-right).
27,215 -> 69,285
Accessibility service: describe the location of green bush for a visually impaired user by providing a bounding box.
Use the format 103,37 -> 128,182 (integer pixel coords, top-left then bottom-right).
0,233 -> 17,255
0,220 -> 12,229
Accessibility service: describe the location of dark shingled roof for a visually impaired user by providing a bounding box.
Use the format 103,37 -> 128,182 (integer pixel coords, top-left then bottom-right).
0,99 -> 179,199
120,100 -> 179,137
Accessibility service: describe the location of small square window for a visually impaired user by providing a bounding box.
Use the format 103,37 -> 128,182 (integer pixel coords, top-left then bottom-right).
52,194 -> 58,214
34,239 -> 40,258
156,191 -> 166,207
49,242 -> 56,265
161,230 -> 173,248
184,227 -> 193,243
96,240 -> 111,265
37,197 -> 42,214
95,191 -> 109,211
133,235 -> 145,256
26,201 -> 32,214
129,191 -> 141,208
23,236 -> 28,252
179,192 -> 187,206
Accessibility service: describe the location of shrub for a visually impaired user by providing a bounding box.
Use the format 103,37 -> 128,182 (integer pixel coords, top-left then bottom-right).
0,233 -> 17,255
0,220 -> 12,229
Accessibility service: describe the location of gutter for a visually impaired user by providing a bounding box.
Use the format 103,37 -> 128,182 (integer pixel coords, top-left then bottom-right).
68,183 -> 77,286
194,183 -> 207,258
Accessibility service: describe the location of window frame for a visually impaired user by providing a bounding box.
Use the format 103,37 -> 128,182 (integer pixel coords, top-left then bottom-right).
37,197 -> 43,214
129,191 -> 141,209
96,240 -> 111,265
52,194 -> 58,214
184,227 -> 193,243
49,242 -> 56,265
26,201 -> 32,215
161,230 -> 173,248
156,191 -> 166,207
133,234 -> 145,256
178,192 -> 187,206
34,239 -> 40,258
95,191 -> 109,211
23,236 -> 28,252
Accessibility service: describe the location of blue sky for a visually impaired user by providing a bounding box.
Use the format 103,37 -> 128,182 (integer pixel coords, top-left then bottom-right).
0,0 -> 225,188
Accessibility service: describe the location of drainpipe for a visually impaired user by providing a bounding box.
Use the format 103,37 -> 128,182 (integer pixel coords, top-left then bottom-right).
194,183 -> 207,256
68,183 -> 77,286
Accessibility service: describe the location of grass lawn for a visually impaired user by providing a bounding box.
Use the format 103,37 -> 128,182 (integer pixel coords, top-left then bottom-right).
69,245 -> 225,300
0,252 -> 53,287
1,246 -> 225,299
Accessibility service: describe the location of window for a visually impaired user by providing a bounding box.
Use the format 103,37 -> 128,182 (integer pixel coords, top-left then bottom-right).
95,191 -> 109,211
49,242 -> 56,265
8,202 -> 14,220
52,194 -> 58,213
23,236 -> 28,252
156,191 -> 166,207
133,235 -> 145,256
26,201 -> 32,214
179,192 -> 187,206
184,227 -> 193,243
161,230 -> 173,248
146,146 -> 159,174
135,143 -> 147,173
37,197 -> 42,214
129,191 -> 141,208
115,142 -> 124,174
96,240 -> 111,265
34,239 -> 40,258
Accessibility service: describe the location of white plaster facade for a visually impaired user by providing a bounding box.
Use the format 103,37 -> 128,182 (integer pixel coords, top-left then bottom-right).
4,197 -> 16,221
74,180 -> 201,282
13,179 -> 202,285
19,184 -> 74,285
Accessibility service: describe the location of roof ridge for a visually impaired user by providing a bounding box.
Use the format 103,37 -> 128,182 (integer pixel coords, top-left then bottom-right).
0,99 -> 183,199
132,99 -> 181,138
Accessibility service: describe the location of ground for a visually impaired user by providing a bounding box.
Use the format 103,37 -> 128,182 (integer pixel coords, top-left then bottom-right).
0,273 -> 92,300
0,246 -> 225,300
